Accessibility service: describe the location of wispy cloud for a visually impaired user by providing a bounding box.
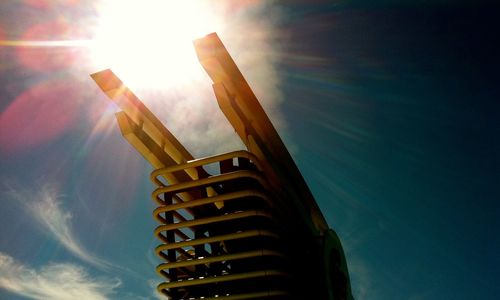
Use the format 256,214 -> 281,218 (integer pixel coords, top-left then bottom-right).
0,252 -> 120,300
347,255 -> 374,300
6,183 -> 109,268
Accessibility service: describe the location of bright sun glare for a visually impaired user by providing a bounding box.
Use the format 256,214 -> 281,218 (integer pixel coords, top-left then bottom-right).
91,0 -> 219,89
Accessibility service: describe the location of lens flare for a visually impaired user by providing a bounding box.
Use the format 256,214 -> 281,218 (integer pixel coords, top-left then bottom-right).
14,20 -> 87,72
90,0 -> 221,90
24,0 -> 80,8
0,80 -> 82,153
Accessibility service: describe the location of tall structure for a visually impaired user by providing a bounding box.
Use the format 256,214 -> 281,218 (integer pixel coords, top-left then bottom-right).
91,33 -> 352,300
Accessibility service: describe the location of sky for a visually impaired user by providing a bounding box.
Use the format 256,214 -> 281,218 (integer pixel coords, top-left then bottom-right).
0,1 -> 499,299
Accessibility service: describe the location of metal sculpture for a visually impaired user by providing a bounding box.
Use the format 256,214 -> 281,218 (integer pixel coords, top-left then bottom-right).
91,33 -> 352,300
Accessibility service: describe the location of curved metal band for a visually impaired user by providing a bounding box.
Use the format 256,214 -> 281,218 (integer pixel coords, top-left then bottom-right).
157,269 -> 290,290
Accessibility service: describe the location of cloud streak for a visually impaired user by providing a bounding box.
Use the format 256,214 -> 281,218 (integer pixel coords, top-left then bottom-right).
7,183 -> 109,268
0,252 -> 120,300
347,255 -> 374,300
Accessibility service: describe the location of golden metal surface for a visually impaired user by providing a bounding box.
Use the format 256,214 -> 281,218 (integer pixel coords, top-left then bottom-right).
157,270 -> 290,289
91,33 -> 353,299
194,33 -> 329,234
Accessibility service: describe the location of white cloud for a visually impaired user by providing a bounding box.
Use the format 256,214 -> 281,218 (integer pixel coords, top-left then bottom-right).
7,183 -> 109,268
0,252 -> 120,300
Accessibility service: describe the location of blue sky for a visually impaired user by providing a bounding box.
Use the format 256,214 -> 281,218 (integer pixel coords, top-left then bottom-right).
1,1 -> 499,299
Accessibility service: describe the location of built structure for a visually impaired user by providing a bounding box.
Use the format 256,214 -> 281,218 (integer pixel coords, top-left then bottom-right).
91,33 -> 352,300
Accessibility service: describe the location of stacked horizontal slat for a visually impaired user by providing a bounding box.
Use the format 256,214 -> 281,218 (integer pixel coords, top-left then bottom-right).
151,151 -> 293,299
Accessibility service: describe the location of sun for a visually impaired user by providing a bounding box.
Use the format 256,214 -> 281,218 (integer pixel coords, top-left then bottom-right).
91,0 -> 220,90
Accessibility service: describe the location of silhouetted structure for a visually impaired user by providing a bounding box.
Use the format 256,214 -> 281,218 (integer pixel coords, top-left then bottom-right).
91,33 -> 352,300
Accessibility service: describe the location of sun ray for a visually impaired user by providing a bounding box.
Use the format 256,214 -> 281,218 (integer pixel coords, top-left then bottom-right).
89,0 -> 221,90
0,39 -> 92,47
